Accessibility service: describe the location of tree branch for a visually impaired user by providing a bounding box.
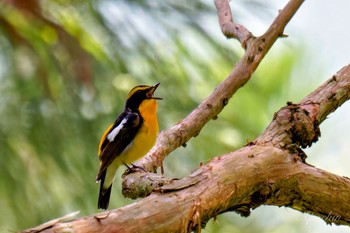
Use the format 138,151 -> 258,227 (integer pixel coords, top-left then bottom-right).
255,64 -> 350,149
137,0 -> 305,173
26,145 -> 350,233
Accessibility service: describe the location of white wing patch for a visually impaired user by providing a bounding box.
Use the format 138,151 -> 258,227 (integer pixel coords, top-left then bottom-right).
107,118 -> 127,142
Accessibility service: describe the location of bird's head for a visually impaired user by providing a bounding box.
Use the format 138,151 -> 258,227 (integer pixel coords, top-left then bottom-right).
125,83 -> 162,110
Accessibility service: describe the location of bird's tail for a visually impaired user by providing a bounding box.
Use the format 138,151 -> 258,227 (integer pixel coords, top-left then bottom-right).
97,171 -> 112,210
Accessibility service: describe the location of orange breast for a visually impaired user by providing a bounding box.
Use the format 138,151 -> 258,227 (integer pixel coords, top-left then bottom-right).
120,99 -> 159,164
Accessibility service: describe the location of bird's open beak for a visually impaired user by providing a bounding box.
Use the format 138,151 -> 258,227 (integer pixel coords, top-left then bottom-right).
147,82 -> 162,100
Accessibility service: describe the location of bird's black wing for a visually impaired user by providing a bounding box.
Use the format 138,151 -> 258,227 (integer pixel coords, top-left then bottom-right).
96,110 -> 142,181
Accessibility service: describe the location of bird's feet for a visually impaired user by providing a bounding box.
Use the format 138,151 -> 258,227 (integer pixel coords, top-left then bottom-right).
123,163 -> 148,174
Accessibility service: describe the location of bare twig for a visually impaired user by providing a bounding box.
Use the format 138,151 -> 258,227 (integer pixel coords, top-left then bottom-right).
21,211 -> 80,233
214,0 -> 253,48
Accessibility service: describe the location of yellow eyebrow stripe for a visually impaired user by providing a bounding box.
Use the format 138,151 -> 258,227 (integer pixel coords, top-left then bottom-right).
127,85 -> 150,99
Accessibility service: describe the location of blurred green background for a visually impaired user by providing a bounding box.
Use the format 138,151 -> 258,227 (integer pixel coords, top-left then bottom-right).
0,0 -> 349,232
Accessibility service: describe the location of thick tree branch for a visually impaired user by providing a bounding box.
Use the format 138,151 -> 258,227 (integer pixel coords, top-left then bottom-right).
26,145 -> 350,233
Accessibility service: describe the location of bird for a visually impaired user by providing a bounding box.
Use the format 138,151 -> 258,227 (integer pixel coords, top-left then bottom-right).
96,83 -> 161,209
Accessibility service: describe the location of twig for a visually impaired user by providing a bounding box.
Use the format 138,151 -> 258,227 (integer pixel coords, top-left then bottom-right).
20,211 -> 80,233
214,0 -> 253,49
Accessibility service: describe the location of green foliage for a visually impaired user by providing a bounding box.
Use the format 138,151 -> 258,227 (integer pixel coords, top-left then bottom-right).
0,0 -> 306,232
